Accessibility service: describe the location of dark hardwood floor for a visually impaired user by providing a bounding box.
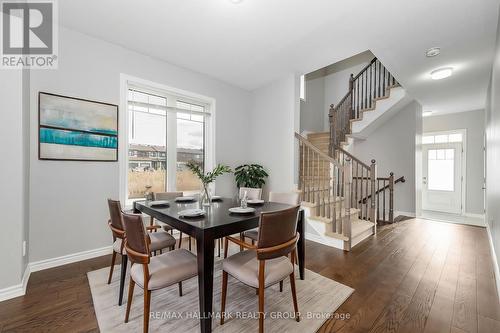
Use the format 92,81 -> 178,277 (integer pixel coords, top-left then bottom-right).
1,218 -> 499,333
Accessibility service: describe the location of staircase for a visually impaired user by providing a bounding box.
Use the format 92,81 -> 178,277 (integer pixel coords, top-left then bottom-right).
297,57 -> 405,251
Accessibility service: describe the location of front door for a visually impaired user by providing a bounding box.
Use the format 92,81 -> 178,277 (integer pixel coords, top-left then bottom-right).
422,143 -> 463,214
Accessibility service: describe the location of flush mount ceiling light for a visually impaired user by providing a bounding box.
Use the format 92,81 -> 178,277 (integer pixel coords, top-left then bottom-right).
430,67 -> 453,80
426,47 -> 441,57
229,0 -> 244,3
423,110 -> 433,117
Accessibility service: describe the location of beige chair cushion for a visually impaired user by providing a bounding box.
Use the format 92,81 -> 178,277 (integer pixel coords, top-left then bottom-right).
131,249 -> 197,290
149,231 -> 176,251
114,232 -> 176,254
243,228 -> 258,241
222,250 -> 293,288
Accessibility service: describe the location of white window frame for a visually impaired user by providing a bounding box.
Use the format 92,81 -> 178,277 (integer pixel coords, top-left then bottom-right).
422,129 -> 467,215
119,74 -> 216,208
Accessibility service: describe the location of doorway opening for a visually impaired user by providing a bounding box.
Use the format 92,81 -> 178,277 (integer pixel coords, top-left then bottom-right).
421,130 -> 465,215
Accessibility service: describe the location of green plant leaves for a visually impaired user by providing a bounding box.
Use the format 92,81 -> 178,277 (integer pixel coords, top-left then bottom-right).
186,161 -> 232,184
234,164 -> 269,188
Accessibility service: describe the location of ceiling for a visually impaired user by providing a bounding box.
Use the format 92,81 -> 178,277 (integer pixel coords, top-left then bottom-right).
60,0 -> 500,115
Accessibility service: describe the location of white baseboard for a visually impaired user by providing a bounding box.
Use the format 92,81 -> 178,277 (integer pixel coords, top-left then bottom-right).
0,245 -> 113,302
394,211 -> 416,218
486,223 -> 500,302
0,264 -> 31,302
464,213 -> 485,219
30,245 -> 113,272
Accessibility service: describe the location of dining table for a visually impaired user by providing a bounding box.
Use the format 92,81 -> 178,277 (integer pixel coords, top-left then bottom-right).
133,197 -> 305,333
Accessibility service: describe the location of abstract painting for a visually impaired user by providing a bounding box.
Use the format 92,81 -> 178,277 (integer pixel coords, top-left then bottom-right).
39,92 -> 118,161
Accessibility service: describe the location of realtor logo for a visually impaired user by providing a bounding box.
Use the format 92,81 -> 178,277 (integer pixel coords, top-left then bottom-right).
1,0 -> 58,68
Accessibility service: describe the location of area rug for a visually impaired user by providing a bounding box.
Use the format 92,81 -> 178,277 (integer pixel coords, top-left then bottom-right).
87,259 -> 353,333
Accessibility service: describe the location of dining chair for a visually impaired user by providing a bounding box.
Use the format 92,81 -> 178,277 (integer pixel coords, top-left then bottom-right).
221,206 -> 301,333
243,191 -> 300,245
151,192 -> 192,249
239,187 -> 262,200
121,211 -> 198,333
107,199 -> 177,306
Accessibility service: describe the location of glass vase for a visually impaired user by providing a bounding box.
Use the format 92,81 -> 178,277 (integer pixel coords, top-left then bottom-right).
201,184 -> 212,207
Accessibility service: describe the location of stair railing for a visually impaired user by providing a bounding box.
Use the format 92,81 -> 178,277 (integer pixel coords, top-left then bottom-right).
295,132 -> 355,247
329,57 -> 399,150
355,173 -> 405,224
334,146 -> 377,232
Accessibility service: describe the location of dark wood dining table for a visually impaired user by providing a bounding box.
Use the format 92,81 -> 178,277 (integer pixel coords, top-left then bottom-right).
134,198 -> 305,333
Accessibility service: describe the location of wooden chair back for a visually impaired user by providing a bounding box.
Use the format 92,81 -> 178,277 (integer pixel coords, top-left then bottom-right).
256,206 -> 300,260
121,212 -> 150,265
107,199 -> 125,239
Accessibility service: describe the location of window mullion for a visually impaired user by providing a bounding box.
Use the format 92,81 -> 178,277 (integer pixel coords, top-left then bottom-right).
166,97 -> 177,192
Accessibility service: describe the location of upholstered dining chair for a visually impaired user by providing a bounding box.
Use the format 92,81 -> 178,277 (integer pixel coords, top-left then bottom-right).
107,199 -> 177,306
239,187 -> 262,200
121,211 -> 198,333
221,206 -> 301,333
151,192 -> 193,249
243,191 -> 300,245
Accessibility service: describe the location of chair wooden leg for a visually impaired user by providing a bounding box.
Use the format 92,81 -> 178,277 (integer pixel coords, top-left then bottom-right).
159,249 -> 162,255
118,255 -> 128,306
279,280 -> 283,292
107,251 -> 117,284
224,237 -> 229,259
178,281 -> 183,297
179,232 -> 183,249
290,250 -> 300,322
188,236 -> 192,251
125,278 -> 135,323
252,239 -> 255,246
220,271 -> 228,325
144,289 -> 151,333
258,260 -> 265,333
239,233 -> 244,251
217,238 -> 221,257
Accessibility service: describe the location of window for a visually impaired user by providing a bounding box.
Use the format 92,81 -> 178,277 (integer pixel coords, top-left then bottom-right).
126,86 -> 212,201
428,148 -> 455,191
300,75 -> 305,100
422,132 -> 463,145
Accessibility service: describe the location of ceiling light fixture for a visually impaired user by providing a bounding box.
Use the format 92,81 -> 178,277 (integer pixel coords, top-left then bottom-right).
229,0 -> 244,3
426,47 -> 441,57
430,67 -> 453,80
423,111 -> 433,117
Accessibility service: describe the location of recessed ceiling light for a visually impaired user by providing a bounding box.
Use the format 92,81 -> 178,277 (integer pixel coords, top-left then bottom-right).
229,0 -> 244,3
423,111 -> 433,117
426,47 -> 441,57
430,67 -> 453,80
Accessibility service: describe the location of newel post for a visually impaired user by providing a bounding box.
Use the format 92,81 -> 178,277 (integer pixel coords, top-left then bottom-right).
343,157 -> 352,251
370,159 -> 377,234
389,172 -> 394,223
329,104 -> 336,156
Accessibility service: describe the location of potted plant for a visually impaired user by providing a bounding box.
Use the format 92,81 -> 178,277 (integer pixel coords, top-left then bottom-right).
186,161 -> 232,206
234,164 -> 269,188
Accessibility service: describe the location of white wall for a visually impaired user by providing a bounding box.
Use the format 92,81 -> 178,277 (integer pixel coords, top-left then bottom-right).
485,7 -> 500,283
352,101 -> 422,214
300,75 -> 324,133
0,69 -> 29,289
423,110 -> 485,215
250,74 -> 299,198
28,27 -> 252,262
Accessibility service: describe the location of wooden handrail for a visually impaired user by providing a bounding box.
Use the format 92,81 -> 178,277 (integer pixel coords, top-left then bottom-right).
295,132 -> 341,168
335,145 -> 370,169
359,175 -> 405,203
352,57 -> 377,81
